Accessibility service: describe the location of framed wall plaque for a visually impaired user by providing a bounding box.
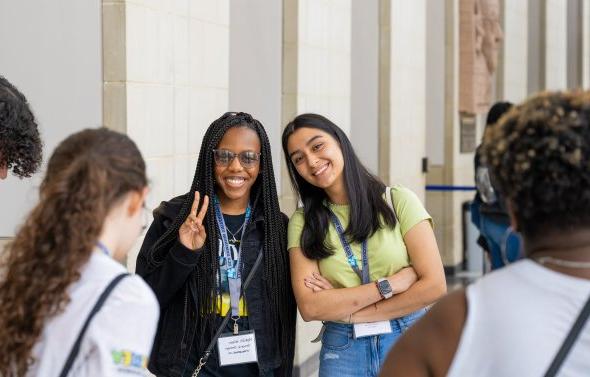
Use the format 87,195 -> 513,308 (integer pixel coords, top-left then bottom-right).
460,113 -> 477,153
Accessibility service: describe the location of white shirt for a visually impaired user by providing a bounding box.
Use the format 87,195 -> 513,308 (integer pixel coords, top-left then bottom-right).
28,251 -> 159,376
448,260 -> 590,377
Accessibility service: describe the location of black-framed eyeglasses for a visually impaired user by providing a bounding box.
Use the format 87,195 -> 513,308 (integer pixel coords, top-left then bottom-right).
213,149 -> 261,169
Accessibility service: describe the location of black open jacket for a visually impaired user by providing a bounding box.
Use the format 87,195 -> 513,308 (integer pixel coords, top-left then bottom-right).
136,195 -> 295,376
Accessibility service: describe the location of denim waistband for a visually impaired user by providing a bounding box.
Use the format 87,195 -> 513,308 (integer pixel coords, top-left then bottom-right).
325,308 -> 427,333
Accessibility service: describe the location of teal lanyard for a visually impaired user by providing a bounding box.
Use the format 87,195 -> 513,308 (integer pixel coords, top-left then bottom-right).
96,241 -> 110,257
213,196 -> 252,316
327,209 -> 370,284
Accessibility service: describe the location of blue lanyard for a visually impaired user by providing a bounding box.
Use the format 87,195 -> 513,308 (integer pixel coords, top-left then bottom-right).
96,241 -> 111,257
327,209 -> 370,284
213,196 -> 252,316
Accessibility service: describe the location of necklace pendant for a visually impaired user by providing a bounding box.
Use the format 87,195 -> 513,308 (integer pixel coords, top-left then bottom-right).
231,237 -> 240,246
537,256 -> 590,269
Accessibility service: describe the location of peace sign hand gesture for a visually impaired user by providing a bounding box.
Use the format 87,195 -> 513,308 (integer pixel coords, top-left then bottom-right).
178,191 -> 210,251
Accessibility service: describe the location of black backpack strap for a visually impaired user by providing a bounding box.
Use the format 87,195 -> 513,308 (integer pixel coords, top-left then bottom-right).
59,272 -> 130,377
385,186 -> 399,222
544,294 -> 590,377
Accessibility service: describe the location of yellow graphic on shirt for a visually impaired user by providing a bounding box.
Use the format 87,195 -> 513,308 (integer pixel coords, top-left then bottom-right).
217,237 -> 248,316
216,294 -> 248,316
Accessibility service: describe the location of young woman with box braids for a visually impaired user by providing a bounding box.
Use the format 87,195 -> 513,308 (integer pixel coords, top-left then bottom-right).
137,112 -> 296,377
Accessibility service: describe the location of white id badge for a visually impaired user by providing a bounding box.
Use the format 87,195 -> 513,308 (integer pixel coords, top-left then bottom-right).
217,330 -> 258,366
353,321 -> 392,338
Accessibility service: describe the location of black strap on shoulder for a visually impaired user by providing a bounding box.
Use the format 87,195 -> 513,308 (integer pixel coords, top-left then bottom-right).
385,186 -> 399,222
59,273 -> 130,377
544,294 -> 590,377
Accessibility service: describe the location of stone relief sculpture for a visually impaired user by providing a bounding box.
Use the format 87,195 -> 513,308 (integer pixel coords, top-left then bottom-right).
460,0 -> 503,114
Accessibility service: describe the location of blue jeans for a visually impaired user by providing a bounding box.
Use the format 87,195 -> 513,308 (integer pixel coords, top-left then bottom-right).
318,309 -> 426,377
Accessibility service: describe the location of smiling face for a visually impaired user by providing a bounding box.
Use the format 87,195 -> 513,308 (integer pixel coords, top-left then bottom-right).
286,127 -> 345,193
214,126 -> 261,204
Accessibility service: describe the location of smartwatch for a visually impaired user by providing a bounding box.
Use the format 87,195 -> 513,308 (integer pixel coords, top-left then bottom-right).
376,278 -> 394,299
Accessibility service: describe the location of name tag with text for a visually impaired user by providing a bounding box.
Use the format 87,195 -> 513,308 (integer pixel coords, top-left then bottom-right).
217,331 -> 258,366
353,320 -> 392,338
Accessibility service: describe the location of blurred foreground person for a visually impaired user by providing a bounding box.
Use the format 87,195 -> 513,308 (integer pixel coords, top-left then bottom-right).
0,128 -> 159,376
0,75 -> 42,180
381,92 -> 590,377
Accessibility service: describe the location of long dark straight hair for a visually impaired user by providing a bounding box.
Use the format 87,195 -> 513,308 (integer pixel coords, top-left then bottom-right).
142,112 -> 295,369
282,113 -> 397,260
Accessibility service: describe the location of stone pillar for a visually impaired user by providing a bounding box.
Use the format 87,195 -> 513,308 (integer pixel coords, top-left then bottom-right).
502,0 -> 529,102
378,0 -> 392,184
281,0 -> 299,215
567,0 -> 583,89
545,0 -> 568,90
527,0 -> 546,94
424,0 -> 452,267
584,0 -> 590,88
351,0 -> 379,173
389,0 -> 428,199
427,0 -> 477,270
426,0 -> 446,170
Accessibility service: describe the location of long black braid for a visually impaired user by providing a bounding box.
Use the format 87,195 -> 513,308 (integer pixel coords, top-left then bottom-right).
143,112 -> 295,372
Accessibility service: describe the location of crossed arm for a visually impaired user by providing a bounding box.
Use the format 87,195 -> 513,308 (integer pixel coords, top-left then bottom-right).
290,220 -> 447,323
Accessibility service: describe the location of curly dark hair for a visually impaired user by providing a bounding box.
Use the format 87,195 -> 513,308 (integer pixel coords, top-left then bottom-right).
0,128 -> 146,376
481,91 -> 590,238
0,76 -> 42,178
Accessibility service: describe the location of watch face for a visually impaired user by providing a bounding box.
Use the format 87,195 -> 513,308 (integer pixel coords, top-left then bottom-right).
378,279 -> 392,294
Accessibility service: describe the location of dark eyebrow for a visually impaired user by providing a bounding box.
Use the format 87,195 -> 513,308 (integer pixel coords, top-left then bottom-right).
289,135 -> 324,159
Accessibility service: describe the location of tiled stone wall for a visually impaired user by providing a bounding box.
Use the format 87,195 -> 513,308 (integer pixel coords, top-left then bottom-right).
297,0 -> 351,134
103,0 -> 229,271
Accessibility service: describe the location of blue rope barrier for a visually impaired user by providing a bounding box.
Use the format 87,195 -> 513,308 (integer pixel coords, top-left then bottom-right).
425,185 -> 476,192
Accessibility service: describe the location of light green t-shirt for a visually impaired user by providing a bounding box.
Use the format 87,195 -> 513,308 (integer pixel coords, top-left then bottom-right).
287,185 -> 432,288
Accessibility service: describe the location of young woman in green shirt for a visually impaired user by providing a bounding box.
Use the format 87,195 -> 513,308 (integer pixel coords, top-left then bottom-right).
282,113 -> 447,377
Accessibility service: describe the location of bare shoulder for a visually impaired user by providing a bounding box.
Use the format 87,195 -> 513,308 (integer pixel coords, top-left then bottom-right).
379,288 -> 467,377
